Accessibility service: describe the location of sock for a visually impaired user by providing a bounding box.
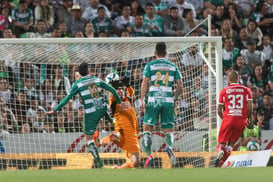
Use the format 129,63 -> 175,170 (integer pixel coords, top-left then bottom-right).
142,131 -> 152,157
216,144 -> 226,153
87,140 -> 103,167
220,146 -> 233,167
165,132 -> 174,148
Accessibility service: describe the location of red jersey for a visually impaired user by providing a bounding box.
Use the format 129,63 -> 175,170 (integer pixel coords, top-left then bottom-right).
218,83 -> 252,121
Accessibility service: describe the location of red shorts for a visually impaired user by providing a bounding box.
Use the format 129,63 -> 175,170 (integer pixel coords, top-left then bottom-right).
218,117 -> 246,144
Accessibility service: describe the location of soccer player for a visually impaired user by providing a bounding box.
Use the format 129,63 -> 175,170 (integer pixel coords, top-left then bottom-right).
45,63 -> 122,168
140,42 -> 183,168
99,77 -> 141,169
215,70 -> 253,167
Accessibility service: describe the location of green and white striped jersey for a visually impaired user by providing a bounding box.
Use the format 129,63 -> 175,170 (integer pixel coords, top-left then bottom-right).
54,75 -> 121,114
143,58 -> 182,106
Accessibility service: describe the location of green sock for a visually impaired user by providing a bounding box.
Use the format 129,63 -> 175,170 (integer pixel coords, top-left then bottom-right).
88,140 -> 103,167
165,132 -> 174,148
142,131 -> 152,157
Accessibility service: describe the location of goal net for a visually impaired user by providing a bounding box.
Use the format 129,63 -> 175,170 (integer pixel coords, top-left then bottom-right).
0,37 -> 222,170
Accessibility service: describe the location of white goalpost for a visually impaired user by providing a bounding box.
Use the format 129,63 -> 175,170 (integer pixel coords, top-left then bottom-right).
0,37 -> 222,169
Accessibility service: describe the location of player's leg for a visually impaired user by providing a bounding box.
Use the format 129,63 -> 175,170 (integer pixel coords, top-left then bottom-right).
100,131 -> 121,146
161,106 -> 176,166
84,108 -> 107,168
142,104 -> 158,168
113,152 -> 141,169
215,119 -> 230,167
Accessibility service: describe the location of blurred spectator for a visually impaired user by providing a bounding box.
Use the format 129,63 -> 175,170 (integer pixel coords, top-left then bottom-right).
181,44 -> 203,78
0,77 -> 12,104
233,55 -> 252,85
132,13 -> 149,37
43,116 -> 55,133
39,78 -> 54,110
55,111 -> 66,133
247,64 -> 269,91
120,28 -> 131,37
26,96 -> 45,123
223,2 -> 243,33
246,19 -> 263,46
97,29 -> 107,37
234,0 -> 255,17
73,105 -> 84,132
222,66 -> 233,87
144,3 -> 163,36
58,22 -> 69,37
65,4 -> 87,37
73,0 -> 89,11
0,6 -> 10,32
91,6 -> 114,37
250,0 -> 273,40
20,122 -> 30,133
257,34 -> 273,61
53,65 -> 71,95
83,22 -> 94,37
11,90 -> 28,126
32,108 -> 45,132
171,0 -> 196,18
23,75 -> 39,99
0,97 -> 18,133
183,8 -> 206,36
257,91 -> 273,130
240,38 -> 266,67
220,18 -> 239,41
81,0 -> 111,22
211,4 -> 225,30
130,0 -> 145,17
250,86 -> 263,107
34,0 -> 54,29
11,0 -> 34,37
1,28 -> 15,38
255,108 -> 265,129
55,0 -> 72,25
152,0 -> 169,16
234,26 -> 249,50
114,4 -> 135,31
27,19 -> 51,38
74,30 -> 84,37
222,37 -> 240,71
163,6 -> 186,36
203,0 -> 219,10
51,27 -> 62,37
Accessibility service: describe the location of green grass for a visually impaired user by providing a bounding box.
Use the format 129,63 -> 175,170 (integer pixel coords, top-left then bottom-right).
0,168 -> 272,182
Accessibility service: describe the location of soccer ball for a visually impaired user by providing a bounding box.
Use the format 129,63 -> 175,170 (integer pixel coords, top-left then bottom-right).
246,141 -> 260,151
105,72 -> 119,84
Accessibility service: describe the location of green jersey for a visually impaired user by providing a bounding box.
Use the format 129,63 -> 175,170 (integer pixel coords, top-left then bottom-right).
240,125 -> 261,151
54,75 -> 121,114
91,17 -> 114,34
143,58 -> 182,106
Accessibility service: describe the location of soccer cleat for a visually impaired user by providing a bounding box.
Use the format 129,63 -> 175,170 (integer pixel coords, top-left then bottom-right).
144,154 -> 154,168
166,146 -> 177,166
214,150 -> 224,167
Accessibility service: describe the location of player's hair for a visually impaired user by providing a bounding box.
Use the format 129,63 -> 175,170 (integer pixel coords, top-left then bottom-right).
228,70 -> 239,83
79,63 -> 88,76
155,42 -> 167,57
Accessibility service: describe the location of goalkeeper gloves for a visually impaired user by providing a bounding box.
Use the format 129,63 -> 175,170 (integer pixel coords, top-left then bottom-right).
121,76 -> 130,87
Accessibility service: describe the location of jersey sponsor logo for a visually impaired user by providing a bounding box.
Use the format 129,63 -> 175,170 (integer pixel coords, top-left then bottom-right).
226,88 -> 244,94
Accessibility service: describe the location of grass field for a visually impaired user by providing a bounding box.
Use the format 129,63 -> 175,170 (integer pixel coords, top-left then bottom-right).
0,167 -> 272,182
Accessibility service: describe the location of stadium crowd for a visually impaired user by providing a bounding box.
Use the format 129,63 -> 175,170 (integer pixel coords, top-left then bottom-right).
0,0 -> 273,134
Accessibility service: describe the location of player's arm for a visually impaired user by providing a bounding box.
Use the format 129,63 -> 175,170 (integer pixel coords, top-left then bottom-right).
217,104 -> 224,119
174,79 -> 182,103
121,76 -> 135,99
101,80 -> 122,104
46,83 -> 78,115
140,76 -> 149,106
246,88 -> 253,126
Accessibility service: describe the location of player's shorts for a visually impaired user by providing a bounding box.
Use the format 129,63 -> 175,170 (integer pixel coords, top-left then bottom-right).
218,117 -> 247,144
84,107 -> 107,135
144,103 -> 174,129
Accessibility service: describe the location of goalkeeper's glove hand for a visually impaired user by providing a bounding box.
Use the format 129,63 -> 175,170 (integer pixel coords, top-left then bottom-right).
121,76 -> 130,87
110,80 -> 121,89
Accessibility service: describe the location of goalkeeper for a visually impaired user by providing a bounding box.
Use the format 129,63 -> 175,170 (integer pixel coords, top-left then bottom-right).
99,77 -> 141,169
46,63 -> 122,168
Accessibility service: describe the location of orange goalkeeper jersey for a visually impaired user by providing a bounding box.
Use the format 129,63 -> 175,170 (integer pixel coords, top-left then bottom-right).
109,86 -> 139,135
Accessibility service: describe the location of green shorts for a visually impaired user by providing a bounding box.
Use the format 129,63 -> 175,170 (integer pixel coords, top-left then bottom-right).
143,103 -> 175,129
84,107 -> 107,135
